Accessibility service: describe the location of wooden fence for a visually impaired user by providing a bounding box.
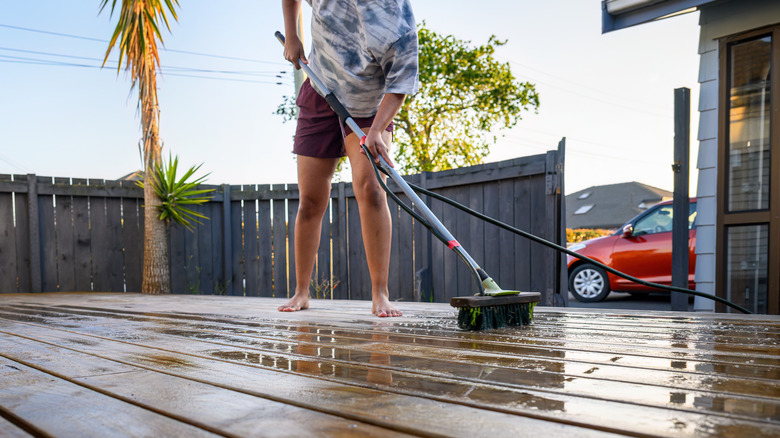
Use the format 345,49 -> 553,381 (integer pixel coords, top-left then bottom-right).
0,140 -> 567,305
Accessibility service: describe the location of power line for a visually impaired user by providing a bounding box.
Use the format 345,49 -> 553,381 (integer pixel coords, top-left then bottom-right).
0,52 -> 292,85
503,134 -> 669,166
0,47 -> 290,77
0,23 -> 287,66
0,150 -> 33,174
503,56 -> 672,113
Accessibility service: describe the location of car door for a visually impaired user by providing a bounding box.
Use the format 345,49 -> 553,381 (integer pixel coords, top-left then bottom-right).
611,203 -> 697,290
611,204 -> 674,288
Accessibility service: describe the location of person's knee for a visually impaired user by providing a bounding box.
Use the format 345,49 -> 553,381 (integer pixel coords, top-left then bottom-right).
355,179 -> 386,208
298,194 -> 329,222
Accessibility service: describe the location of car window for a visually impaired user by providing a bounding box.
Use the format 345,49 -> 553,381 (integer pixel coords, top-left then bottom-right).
634,205 -> 674,236
689,202 -> 697,230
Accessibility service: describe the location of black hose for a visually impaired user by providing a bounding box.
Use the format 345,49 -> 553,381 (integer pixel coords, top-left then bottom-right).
403,181 -> 751,314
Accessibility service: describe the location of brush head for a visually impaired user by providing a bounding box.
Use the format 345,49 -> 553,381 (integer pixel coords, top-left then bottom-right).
451,292 -> 541,331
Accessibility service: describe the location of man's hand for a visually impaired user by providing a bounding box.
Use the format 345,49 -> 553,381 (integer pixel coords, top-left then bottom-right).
362,128 -> 394,168
282,0 -> 307,69
283,34 -> 308,70
360,93 -> 406,168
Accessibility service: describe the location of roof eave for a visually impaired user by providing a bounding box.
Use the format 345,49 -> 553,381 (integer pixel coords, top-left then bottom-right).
602,0 -> 717,33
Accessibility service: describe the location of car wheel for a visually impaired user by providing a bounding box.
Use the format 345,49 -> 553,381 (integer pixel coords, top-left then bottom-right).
569,264 -> 611,302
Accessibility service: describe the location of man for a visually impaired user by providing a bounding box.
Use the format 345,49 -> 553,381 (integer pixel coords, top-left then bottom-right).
279,0 -> 419,316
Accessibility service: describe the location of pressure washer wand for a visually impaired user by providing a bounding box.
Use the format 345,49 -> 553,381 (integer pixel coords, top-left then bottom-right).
275,31 -> 491,294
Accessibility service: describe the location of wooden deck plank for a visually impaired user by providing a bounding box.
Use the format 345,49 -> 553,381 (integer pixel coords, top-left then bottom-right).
5,302 -> 777,378
0,355 -> 220,437
0,415 -> 34,438
0,305 -> 778,436
1,293 -> 779,437
2,304 -> 778,420
0,322 -> 608,437
7,302 -> 777,368
0,335 -> 415,438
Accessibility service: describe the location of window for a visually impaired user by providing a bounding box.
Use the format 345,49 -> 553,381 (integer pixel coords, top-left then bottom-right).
634,205 -> 674,236
574,205 -> 594,215
727,36 -> 771,212
632,203 -> 697,236
719,26 -> 780,314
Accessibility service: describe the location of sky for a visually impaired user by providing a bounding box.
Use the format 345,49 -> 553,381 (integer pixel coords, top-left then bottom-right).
0,1 -> 701,195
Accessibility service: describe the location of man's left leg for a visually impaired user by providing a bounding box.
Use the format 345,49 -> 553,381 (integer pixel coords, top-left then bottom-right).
344,129 -> 402,317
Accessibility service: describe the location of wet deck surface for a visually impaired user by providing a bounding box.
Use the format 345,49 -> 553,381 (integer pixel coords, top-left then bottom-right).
0,293 -> 779,437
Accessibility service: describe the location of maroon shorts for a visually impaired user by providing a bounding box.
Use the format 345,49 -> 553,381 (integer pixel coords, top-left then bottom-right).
293,79 -> 393,159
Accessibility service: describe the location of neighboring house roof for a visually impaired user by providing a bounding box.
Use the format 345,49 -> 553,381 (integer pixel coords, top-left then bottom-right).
566,182 -> 672,229
602,0 -> 721,32
118,170 -> 143,181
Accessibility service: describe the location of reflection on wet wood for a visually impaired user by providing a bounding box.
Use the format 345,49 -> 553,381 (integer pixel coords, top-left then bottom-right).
0,293 -> 779,437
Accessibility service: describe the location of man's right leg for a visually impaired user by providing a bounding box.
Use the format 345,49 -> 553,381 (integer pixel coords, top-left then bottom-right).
278,155 -> 339,312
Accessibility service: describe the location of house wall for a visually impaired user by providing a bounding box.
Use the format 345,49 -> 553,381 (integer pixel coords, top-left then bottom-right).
693,0 -> 780,311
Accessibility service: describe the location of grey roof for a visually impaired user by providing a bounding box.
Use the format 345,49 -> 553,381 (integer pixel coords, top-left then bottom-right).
566,182 -> 672,229
118,170 -> 144,181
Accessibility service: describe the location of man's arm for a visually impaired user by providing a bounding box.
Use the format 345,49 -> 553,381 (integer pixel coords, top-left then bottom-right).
282,0 -> 307,69
363,93 -> 406,168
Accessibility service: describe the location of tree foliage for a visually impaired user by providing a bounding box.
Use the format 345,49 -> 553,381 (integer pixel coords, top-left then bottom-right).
394,25 -> 539,173
276,24 -> 540,175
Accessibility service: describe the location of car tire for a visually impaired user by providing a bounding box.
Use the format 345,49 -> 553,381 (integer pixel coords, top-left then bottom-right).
569,264 -> 611,302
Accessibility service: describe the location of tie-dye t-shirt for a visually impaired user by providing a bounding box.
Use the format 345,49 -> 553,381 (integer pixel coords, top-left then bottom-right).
299,0 -> 419,118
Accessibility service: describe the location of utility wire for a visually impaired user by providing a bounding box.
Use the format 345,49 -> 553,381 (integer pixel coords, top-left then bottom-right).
0,54 -> 292,85
504,57 -> 672,113
0,46 -> 290,76
0,23 -> 287,66
503,134 -> 670,166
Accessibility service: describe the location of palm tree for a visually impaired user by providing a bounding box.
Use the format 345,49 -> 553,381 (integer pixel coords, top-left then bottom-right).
100,0 -> 180,294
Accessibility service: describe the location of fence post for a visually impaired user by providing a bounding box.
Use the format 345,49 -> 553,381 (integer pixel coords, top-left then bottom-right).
27,174 -> 41,293
672,87 -> 691,311
222,184 -> 233,295
556,138 -> 569,307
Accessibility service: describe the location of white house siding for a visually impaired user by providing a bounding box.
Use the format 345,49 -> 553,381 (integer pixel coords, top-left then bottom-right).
694,0 -> 780,311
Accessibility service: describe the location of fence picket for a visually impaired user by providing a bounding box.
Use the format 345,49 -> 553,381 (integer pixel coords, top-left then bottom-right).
121,196 -> 143,292
14,190 -> 31,293
54,178 -> 76,292
0,191 -> 17,292
38,182 -> 57,292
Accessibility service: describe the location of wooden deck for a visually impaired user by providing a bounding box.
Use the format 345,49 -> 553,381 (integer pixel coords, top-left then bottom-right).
0,293 -> 779,437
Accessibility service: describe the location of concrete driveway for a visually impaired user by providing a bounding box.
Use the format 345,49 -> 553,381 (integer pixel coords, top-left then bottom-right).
566,291 -> 695,312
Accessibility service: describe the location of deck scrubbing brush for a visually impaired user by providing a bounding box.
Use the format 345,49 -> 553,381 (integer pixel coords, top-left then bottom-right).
276,31 -> 541,330
448,264 -> 540,331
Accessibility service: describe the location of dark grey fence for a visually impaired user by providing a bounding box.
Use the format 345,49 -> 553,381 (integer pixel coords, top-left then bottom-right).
0,140 -> 566,305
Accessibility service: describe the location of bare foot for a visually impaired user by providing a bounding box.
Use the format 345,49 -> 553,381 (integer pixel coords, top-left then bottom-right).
278,293 -> 310,312
372,292 -> 402,317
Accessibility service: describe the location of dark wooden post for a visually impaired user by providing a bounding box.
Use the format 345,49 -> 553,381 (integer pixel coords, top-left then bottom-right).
222,184 -> 233,295
26,174 -> 41,293
556,138 -> 569,307
672,87 -> 691,311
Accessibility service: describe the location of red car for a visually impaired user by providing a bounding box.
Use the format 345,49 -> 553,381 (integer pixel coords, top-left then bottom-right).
567,199 -> 697,302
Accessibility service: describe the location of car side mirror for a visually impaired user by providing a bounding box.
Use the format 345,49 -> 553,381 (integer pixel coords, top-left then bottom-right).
622,224 -> 633,238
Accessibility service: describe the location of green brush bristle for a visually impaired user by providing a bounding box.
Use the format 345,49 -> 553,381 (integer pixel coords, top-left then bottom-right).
456,302 -> 536,330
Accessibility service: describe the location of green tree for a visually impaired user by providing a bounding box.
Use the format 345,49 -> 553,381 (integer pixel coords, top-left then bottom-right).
100,0 -> 179,294
394,25 -> 539,173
